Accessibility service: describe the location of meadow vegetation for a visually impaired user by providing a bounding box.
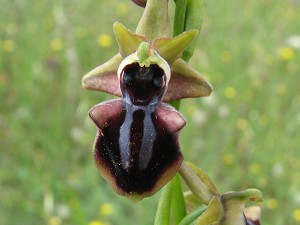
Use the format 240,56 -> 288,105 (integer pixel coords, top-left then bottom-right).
1,0 -> 300,224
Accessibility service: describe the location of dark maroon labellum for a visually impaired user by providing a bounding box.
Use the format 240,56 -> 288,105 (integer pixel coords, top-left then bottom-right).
89,63 -> 185,199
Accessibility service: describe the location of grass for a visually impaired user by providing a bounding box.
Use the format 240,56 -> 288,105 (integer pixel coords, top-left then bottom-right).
0,0 -> 300,224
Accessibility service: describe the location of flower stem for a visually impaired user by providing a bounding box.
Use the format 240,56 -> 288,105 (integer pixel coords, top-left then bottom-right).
154,182 -> 173,225
179,162 -> 213,204
171,174 -> 187,225
173,0 -> 188,37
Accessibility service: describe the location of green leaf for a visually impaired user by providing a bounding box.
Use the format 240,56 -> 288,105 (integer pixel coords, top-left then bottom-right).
171,174 -> 187,225
178,205 -> 207,225
154,182 -> 173,225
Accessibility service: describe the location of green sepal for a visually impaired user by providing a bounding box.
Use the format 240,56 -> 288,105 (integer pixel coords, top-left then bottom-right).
82,54 -> 122,96
186,162 -> 219,196
179,162 -> 213,205
153,29 -> 198,65
162,59 -> 213,101
113,22 -> 146,58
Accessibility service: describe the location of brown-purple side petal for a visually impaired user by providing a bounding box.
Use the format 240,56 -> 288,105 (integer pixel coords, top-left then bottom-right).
156,102 -> 186,133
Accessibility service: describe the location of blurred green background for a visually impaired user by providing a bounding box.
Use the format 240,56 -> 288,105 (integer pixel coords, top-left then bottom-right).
1,0 -> 300,224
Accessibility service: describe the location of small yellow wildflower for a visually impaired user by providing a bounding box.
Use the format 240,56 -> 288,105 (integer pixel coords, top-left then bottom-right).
236,118 -> 248,130
222,153 -> 233,166
2,39 -> 15,52
97,34 -> 113,48
88,220 -> 109,225
48,216 -> 61,225
100,203 -> 113,216
267,198 -> 278,210
250,162 -> 262,174
224,87 -> 237,99
279,46 -> 295,61
293,209 -> 300,221
116,3 -> 129,16
50,38 -> 64,52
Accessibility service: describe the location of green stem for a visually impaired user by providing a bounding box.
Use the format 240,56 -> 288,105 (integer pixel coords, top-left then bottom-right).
173,0 -> 188,37
179,162 -> 213,204
171,174 -> 187,225
182,0 -> 204,61
155,0 -> 204,223
154,182 -> 173,225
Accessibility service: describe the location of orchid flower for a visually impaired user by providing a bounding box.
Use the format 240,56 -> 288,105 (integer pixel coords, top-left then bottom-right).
82,0 -> 212,201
